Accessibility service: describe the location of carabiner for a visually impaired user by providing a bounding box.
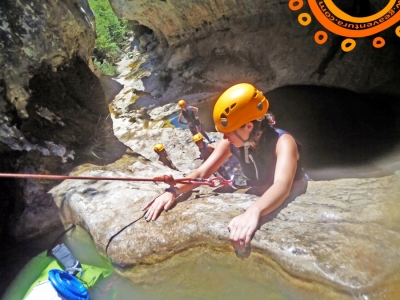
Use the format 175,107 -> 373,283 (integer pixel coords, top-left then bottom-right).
172,177 -> 233,188
205,176 -> 233,187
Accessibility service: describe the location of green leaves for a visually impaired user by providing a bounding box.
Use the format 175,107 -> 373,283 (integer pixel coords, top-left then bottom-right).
88,0 -> 127,73
93,58 -> 118,76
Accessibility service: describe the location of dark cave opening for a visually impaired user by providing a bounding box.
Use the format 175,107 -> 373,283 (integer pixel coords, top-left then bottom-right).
266,85 -> 400,179
127,21 -> 161,53
23,58 -> 127,166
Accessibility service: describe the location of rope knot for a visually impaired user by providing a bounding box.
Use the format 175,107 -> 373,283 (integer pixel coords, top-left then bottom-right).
153,174 -> 176,186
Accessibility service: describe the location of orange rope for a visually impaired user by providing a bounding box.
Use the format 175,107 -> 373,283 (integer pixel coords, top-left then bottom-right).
0,173 -> 191,186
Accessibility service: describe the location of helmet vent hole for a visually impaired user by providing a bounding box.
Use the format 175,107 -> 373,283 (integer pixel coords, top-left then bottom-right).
230,103 -> 236,109
220,113 -> 227,119
253,92 -> 258,98
225,107 -> 230,114
221,119 -> 228,127
257,103 -> 263,110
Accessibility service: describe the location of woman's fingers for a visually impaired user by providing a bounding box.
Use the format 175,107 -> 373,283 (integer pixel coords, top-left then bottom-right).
228,215 -> 258,255
245,224 -> 257,246
164,198 -> 175,211
144,193 -> 174,221
229,220 -> 245,253
141,198 -> 155,211
147,200 -> 164,221
234,226 -> 249,253
238,226 -> 249,250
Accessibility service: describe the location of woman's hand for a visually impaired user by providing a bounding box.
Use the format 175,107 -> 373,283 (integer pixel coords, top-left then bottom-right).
142,192 -> 175,221
228,206 -> 261,254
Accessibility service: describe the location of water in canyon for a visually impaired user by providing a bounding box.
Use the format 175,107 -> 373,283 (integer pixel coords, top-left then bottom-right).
2,226 -> 349,300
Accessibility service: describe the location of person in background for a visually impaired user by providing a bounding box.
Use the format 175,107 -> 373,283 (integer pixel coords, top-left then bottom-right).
154,144 -> 179,171
193,133 -> 230,179
144,83 -> 308,256
178,100 -> 215,143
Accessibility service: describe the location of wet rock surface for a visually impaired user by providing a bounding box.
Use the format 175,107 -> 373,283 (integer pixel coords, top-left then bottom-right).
50,152 -> 400,294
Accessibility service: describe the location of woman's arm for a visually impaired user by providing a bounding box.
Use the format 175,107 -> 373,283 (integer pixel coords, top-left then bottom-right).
142,139 -> 232,221
249,134 -> 298,215
228,134 -> 299,253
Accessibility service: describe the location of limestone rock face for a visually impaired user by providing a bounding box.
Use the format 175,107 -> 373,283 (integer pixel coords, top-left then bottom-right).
0,0 -> 127,240
2,58 -> 128,241
0,0 -> 95,118
111,95 -> 221,174
109,0 -> 400,104
50,155 -> 400,295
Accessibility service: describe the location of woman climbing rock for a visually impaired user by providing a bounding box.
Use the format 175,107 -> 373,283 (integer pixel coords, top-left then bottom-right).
143,83 -> 308,255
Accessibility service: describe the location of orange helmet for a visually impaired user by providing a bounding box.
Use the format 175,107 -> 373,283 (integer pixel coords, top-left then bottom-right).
178,100 -> 186,107
193,133 -> 203,142
153,144 -> 165,152
213,83 -> 269,133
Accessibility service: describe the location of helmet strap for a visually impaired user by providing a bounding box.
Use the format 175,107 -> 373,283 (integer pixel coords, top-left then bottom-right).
233,131 -> 251,163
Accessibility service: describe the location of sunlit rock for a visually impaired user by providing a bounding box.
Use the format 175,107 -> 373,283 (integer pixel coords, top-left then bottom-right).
51,152 -> 400,294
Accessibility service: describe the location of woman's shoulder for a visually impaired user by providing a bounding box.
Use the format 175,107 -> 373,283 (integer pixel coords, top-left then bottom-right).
276,133 -> 299,157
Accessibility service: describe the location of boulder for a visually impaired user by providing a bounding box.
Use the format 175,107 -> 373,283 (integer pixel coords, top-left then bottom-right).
50,153 -> 400,294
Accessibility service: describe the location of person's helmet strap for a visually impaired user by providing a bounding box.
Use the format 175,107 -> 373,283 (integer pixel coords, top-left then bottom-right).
233,131 -> 251,163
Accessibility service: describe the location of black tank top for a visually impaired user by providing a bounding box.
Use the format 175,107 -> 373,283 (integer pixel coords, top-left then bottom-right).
181,107 -> 200,125
229,127 -> 304,188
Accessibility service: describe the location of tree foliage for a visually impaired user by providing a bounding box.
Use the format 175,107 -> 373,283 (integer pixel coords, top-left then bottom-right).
88,0 -> 127,74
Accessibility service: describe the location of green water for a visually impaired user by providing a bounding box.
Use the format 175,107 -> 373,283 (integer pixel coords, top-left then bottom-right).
46,227 -> 339,300
128,248 -> 339,300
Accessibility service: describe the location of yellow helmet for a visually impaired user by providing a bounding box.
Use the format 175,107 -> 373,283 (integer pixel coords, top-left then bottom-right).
213,83 -> 269,133
193,133 -> 204,142
153,143 -> 165,152
178,99 -> 186,107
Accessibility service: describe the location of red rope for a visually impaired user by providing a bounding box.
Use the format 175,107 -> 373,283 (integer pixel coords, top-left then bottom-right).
0,173 -> 191,186
0,173 -> 233,188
